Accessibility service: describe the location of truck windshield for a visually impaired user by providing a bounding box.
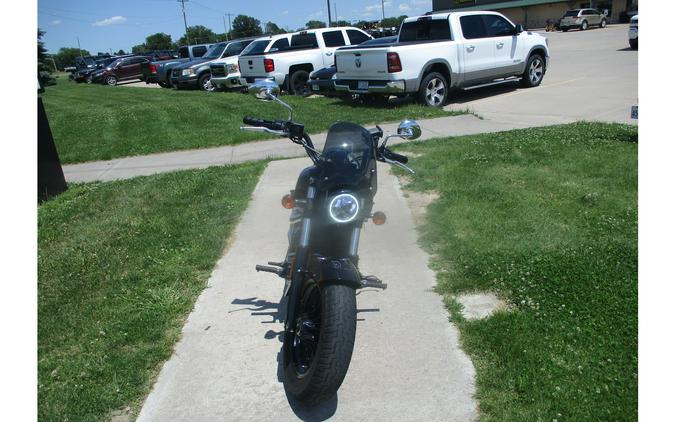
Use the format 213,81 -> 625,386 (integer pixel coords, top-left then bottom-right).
241,40 -> 270,56
399,18 -> 451,42
204,43 -> 227,59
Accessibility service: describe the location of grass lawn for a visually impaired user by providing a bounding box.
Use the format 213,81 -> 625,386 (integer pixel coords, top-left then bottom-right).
395,122 -> 637,421
38,162 -> 265,421
41,76 -> 461,164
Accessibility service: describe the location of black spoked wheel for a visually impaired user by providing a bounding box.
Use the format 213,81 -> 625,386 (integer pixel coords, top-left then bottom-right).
283,280 -> 356,405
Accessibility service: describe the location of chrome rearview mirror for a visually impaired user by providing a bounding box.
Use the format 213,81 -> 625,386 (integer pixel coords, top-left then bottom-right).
248,79 -> 280,101
397,119 -> 422,140
247,78 -> 293,121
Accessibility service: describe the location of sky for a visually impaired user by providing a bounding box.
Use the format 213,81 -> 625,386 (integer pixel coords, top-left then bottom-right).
38,0 -> 433,54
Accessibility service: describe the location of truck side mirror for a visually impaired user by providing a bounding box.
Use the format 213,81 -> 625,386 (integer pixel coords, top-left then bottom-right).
514,24 -> 524,34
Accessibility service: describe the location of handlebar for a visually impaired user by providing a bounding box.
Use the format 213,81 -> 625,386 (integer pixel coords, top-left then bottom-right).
381,148 -> 408,164
243,116 -> 286,131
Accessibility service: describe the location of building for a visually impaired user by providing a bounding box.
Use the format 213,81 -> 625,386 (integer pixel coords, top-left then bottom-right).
432,0 -> 638,28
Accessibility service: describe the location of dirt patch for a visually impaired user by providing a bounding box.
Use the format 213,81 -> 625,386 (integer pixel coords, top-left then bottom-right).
455,292 -> 509,320
402,189 -> 440,226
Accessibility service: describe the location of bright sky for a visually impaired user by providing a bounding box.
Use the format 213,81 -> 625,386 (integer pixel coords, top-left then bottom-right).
38,0 -> 433,54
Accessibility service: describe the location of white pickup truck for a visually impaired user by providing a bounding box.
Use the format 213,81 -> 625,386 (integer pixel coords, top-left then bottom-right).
334,11 -> 550,106
238,27 -> 372,95
210,34 -> 292,91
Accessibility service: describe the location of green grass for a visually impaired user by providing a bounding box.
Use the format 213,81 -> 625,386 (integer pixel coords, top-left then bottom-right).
38,162 -> 265,422
41,76 -> 461,164
395,122 -> 637,421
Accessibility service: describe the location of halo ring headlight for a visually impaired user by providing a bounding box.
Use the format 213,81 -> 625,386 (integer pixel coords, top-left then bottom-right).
328,193 -> 360,223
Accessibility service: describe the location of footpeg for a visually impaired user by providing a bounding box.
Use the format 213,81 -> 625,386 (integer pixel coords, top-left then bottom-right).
360,275 -> 387,290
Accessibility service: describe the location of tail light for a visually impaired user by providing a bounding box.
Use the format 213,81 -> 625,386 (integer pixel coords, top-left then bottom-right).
264,58 -> 275,73
387,52 -> 402,73
149,63 -> 157,74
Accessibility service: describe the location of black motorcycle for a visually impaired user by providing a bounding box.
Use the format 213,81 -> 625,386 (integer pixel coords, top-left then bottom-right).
240,79 -> 421,404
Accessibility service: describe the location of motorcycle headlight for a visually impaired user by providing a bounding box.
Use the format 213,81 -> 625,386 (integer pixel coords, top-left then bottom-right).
328,193 -> 360,223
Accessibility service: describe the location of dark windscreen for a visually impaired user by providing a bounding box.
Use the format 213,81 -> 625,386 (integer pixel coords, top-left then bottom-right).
204,43 -> 227,59
240,40 -> 270,56
564,10 -> 580,17
399,18 -> 451,42
322,122 -> 373,175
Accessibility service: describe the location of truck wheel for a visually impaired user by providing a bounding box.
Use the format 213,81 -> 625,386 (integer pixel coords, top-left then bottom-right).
199,73 -> 216,92
104,75 -> 118,86
289,70 -> 311,96
580,20 -> 588,30
521,54 -> 545,88
418,72 -> 448,107
158,81 -> 170,88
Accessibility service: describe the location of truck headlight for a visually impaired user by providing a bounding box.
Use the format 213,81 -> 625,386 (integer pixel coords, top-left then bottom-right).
182,68 -> 194,76
226,63 -> 238,73
328,193 -> 360,223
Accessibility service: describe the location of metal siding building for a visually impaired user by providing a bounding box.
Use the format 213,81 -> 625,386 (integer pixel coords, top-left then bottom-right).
432,0 -> 637,28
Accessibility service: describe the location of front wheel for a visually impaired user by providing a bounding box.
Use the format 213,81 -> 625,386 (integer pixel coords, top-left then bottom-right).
199,73 -> 216,92
289,70 -> 311,96
521,54 -> 545,88
580,20 -> 588,30
600,19 -> 607,28
104,75 -> 118,86
283,281 -> 356,405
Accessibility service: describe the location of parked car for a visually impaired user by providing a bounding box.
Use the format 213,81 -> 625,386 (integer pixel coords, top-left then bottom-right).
333,11 -> 550,107
141,43 -> 214,88
559,8 -> 608,31
73,55 -> 133,83
140,50 -> 174,61
211,34 -> 292,91
90,56 -> 150,85
309,36 -> 397,96
238,27 -> 372,95
628,14 -> 638,49
169,39 -> 255,91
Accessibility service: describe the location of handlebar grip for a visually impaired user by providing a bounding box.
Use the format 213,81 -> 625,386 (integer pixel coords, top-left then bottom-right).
384,149 -> 408,164
243,116 -> 286,131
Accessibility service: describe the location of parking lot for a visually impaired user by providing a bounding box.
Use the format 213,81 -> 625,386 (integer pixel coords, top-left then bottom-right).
446,24 -> 636,124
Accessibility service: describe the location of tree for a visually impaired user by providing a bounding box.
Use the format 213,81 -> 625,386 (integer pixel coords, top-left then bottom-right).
145,32 -> 173,50
53,47 -> 90,69
178,25 -> 218,46
264,21 -> 285,35
305,20 -> 326,29
38,29 -> 55,86
381,15 -> 408,29
131,44 -> 146,54
231,15 -> 262,38
116,49 -> 126,55
331,20 -> 351,27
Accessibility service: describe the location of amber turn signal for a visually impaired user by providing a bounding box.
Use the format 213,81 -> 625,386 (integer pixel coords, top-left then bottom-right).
281,193 -> 295,209
372,211 -> 386,225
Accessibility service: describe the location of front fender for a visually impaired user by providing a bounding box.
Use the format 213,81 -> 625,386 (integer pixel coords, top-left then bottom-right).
308,254 -> 361,289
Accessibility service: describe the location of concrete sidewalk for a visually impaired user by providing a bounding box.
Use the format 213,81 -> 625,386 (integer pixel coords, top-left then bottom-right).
63,113 -> 542,183
136,159 -> 477,421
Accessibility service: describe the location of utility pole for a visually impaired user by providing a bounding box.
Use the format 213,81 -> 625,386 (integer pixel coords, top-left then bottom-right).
76,36 -> 83,57
225,13 -> 234,40
326,0 -> 332,27
381,0 -> 385,20
178,0 -> 191,46
334,3 -> 338,23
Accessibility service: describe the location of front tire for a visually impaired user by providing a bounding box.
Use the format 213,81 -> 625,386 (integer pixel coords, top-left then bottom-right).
521,54 -> 545,88
199,73 -> 215,92
418,72 -> 448,107
580,20 -> 588,30
283,281 -> 356,405
600,19 -> 607,28
104,75 -> 118,86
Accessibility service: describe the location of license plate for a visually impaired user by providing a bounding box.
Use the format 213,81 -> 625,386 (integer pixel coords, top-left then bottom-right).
311,84 -> 319,91
358,81 -> 369,90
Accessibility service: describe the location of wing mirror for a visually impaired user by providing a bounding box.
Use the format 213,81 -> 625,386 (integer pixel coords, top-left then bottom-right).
247,78 -> 293,120
515,24 -> 524,34
397,119 -> 422,140
248,79 -> 281,101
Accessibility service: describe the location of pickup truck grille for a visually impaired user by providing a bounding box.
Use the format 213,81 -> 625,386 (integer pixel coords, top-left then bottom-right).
172,69 -> 181,77
211,64 -> 226,77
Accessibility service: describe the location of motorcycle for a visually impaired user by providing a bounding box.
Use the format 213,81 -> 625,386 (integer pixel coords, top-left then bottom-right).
240,79 -> 421,404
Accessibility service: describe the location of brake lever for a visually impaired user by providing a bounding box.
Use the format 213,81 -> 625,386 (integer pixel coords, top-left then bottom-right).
239,126 -> 288,136
383,157 -> 415,174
